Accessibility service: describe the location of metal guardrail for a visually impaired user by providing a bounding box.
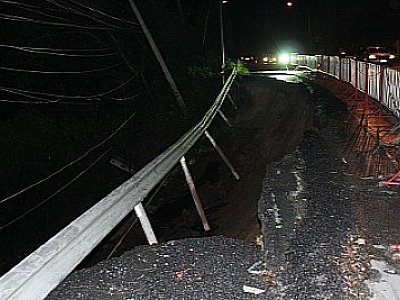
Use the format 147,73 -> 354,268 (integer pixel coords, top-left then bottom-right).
296,54 -> 400,119
0,68 -> 238,300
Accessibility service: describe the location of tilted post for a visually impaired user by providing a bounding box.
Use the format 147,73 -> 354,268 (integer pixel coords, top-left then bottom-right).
128,0 -> 187,116
227,92 -> 238,110
218,109 -> 232,127
134,202 -> 158,245
180,156 -> 211,231
204,130 -> 240,180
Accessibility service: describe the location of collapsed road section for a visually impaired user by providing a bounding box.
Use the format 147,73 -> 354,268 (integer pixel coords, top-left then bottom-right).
45,74 -> 400,299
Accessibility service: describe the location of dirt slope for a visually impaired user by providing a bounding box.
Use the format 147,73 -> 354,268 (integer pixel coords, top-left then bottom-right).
210,75 -> 314,241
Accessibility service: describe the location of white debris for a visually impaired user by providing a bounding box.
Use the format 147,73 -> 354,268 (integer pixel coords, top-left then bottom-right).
247,261 -> 266,275
380,190 -> 397,195
356,238 -> 366,245
269,192 -> 283,226
243,285 -> 266,295
367,260 -> 400,300
372,245 -> 386,250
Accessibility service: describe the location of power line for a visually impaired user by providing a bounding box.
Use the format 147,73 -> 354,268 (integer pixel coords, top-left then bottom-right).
0,99 -> 53,104
0,148 -> 111,231
4,0 -> 85,25
0,89 -> 141,104
45,0 -> 138,25
65,0 -> 136,25
0,0 -> 140,209
0,75 -> 136,100
3,0 -> 133,27
1,0 -> 54,9
42,0 -> 126,30
0,44 -> 118,57
0,87 -> 58,103
0,62 -> 124,74
0,13 -> 115,30
104,93 -> 141,101
1,0 -> 131,30
0,110 -> 136,205
13,46 -> 114,52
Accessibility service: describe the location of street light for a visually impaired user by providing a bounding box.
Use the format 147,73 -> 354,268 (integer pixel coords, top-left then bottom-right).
286,0 -> 312,53
220,0 -> 226,72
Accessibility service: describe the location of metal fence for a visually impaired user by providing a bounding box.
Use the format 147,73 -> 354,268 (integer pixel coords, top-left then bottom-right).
298,55 -> 400,119
0,69 -> 238,300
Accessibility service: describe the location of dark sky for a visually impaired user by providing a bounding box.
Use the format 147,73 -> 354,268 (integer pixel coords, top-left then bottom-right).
224,0 -> 400,55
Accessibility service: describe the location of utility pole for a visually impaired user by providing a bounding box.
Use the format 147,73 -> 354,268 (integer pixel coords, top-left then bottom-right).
176,0 -> 186,27
306,3 -> 312,53
128,0 -> 187,117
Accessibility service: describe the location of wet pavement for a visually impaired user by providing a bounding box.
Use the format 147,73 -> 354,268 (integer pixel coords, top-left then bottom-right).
259,79 -> 400,299
46,74 -> 400,299
259,131 -> 355,299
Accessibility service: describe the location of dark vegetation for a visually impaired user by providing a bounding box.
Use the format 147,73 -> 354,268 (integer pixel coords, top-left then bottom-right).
0,0 -> 237,273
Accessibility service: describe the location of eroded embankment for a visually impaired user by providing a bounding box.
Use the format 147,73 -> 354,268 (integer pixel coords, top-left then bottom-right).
210,75 -> 314,241
78,74 -> 315,267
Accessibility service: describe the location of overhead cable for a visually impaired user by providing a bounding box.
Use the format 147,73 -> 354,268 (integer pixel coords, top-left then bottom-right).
0,110 -> 136,205
0,62 -> 124,74
64,0 -> 136,25
4,1 -> 83,24
42,0 -> 126,30
0,44 -> 118,57
0,13 -> 114,30
0,148 -> 111,231
0,87 -> 59,104
0,75 -> 136,99
0,88 -> 141,104
2,0 -> 129,30
104,93 -> 141,101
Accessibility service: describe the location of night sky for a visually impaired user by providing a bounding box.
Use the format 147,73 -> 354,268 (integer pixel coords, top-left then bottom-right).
225,0 -> 400,56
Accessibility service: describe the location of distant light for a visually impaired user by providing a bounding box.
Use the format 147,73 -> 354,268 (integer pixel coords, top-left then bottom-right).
279,53 -> 290,64
222,0 -> 228,3
286,1 -> 294,7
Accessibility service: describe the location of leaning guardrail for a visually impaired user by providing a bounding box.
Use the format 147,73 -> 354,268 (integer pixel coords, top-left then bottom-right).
0,68 -> 238,300
296,54 -> 400,119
